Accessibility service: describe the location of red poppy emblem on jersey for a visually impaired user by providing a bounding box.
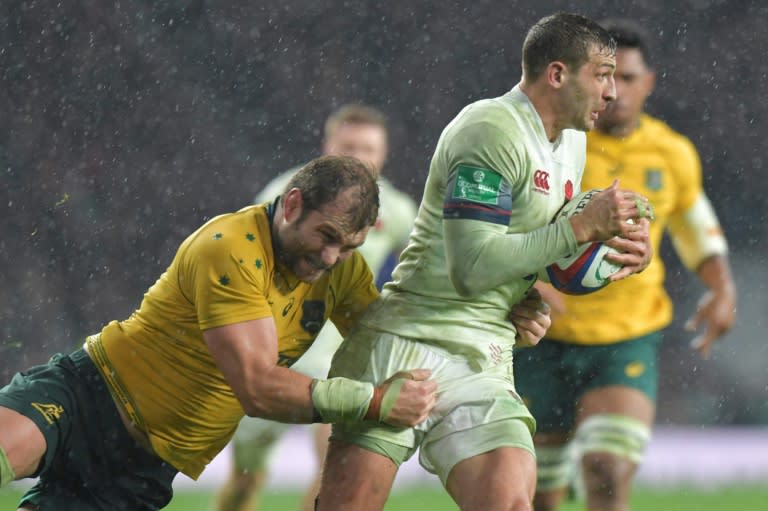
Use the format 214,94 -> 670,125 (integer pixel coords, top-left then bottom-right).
564,180 -> 574,200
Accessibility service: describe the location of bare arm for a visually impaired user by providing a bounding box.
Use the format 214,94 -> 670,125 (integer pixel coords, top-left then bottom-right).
204,318 -> 315,423
204,318 -> 437,426
686,255 -> 737,358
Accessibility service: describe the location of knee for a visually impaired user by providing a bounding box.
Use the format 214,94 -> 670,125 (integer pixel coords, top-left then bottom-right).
230,470 -> 264,496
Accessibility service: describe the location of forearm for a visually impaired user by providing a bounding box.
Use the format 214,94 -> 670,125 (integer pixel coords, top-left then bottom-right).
444,216 -> 578,297
238,365 -> 378,425
697,254 -> 736,297
204,320 -> 374,424
238,364 -> 317,423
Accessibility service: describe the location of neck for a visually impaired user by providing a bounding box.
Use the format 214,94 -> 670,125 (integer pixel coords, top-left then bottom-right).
519,80 -> 562,142
269,199 -> 287,265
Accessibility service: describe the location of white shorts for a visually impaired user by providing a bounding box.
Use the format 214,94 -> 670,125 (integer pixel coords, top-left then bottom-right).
329,324 -> 536,485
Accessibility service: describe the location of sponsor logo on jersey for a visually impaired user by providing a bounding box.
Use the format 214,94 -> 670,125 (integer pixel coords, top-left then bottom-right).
451,165 -> 502,205
533,169 -> 550,194
645,169 -> 663,190
31,402 -> 64,425
282,297 -> 295,316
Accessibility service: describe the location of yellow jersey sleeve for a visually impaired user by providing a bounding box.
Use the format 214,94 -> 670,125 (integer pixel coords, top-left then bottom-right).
664,128 -> 702,216
179,211 -> 273,331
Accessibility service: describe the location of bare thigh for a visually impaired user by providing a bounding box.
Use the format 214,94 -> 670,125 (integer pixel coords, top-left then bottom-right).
577,385 -> 654,426
315,439 -> 398,511
0,405 -> 46,479
446,446 -> 536,511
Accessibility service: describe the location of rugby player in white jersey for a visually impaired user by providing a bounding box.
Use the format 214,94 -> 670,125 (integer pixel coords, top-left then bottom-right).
217,105 -> 418,511
314,12 -> 653,511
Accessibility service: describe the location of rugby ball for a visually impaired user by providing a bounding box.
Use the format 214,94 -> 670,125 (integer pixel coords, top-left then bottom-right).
545,190 -> 623,295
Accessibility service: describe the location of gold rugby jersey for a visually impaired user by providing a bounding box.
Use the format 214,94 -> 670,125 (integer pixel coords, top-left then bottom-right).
547,114 -> 702,344
88,202 -> 377,478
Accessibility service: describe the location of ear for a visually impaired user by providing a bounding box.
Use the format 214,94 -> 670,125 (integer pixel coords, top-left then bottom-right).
282,188 -> 304,223
546,61 -> 568,89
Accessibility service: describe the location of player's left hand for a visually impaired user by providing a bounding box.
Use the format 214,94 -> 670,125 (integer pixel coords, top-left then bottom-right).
510,287 -> 551,348
686,288 -> 736,359
603,217 -> 652,281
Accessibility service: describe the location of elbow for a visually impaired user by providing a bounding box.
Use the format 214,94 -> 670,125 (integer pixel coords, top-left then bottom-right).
238,392 -> 264,418
234,377 -> 270,418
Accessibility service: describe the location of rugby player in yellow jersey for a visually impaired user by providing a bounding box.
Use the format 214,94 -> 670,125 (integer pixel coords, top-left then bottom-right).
217,104 -> 418,511
516,19 -> 737,511
0,156 -> 442,511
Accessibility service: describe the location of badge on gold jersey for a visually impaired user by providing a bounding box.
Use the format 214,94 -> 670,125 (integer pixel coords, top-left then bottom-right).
645,169 -> 663,191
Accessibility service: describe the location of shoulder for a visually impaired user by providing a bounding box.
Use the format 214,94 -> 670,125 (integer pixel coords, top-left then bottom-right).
183,206 -> 272,263
329,250 -> 372,284
439,96 -> 528,167
640,114 -> 699,158
446,97 -> 525,139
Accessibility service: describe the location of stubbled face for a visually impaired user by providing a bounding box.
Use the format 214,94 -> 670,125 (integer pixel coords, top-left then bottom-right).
597,47 -> 655,133
276,187 -> 369,283
322,122 -> 388,175
562,45 -> 617,132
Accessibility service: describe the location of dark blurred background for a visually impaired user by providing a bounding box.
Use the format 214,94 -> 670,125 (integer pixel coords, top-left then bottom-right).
1,0 -> 765,425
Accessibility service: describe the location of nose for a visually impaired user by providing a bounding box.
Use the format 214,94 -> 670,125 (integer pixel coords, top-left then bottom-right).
320,245 -> 341,267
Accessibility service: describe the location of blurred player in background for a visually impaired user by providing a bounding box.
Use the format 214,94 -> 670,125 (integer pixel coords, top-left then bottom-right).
315,13 -> 653,511
216,104 -> 418,511
516,18 -> 737,511
0,156 -> 438,510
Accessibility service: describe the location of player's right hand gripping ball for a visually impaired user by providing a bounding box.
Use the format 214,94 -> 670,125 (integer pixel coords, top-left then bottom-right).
545,190 -> 622,295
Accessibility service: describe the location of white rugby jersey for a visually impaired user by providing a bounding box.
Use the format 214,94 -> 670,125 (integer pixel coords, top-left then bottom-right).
360,86 -> 584,367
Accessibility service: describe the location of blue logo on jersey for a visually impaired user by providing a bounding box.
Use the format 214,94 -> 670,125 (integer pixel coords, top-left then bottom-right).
645,169 -> 663,191
301,301 -> 325,335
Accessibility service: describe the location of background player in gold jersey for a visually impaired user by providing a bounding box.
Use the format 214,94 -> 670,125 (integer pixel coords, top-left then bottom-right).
0,156 -> 438,510
516,19 -> 737,511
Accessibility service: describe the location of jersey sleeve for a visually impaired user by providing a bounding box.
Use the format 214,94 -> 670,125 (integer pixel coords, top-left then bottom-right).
442,120 -> 523,225
179,230 -> 273,331
439,117 -> 578,296
668,135 -> 703,215
328,251 -> 379,338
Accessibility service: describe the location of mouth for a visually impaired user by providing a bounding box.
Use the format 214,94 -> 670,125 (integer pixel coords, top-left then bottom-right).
305,256 -> 330,272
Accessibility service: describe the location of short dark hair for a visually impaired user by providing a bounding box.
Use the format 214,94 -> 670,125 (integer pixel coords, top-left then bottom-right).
324,104 -> 388,140
522,12 -> 617,79
599,18 -> 652,68
284,155 -> 380,233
